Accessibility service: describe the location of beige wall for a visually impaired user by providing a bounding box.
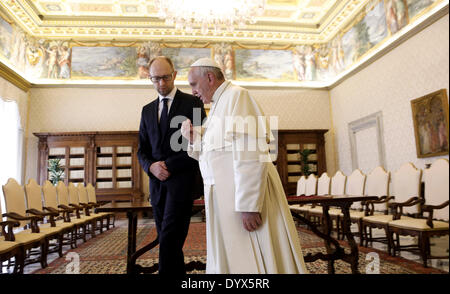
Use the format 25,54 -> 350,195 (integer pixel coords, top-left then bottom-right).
25,85 -> 334,196
330,13 -> 449,177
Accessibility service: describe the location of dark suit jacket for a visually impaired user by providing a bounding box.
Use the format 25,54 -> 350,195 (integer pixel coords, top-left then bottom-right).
138,89 -> 206,205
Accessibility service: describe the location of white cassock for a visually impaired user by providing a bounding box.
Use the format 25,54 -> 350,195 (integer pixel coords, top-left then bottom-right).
188,81 -> 308,274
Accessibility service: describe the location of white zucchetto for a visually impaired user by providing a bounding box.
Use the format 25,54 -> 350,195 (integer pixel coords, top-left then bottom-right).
190,57 -> 221,69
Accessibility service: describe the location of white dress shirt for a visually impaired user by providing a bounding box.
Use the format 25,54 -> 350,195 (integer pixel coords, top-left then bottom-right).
158,87 -> 177,122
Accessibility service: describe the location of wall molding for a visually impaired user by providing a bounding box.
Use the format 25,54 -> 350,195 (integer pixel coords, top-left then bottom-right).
0,62 -> 31,92
348,111 -> 387,171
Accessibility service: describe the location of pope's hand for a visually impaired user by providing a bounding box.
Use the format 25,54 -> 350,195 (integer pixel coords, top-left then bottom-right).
181,119 -> 194,143
241,212 -> 262,232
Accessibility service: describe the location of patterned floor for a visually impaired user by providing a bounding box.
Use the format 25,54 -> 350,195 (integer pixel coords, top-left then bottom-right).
25,218 -> 448,274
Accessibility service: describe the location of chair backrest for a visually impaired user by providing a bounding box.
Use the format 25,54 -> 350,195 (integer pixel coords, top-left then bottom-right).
2,178 -> 28,227
346,169 -> 366,209
305,174 -> 317,196
365,166 -> 390,212
391,162 -> 422,215
86,183 -> 97,204
77,183 -> 89,204
42,180 -> 59,209
24,179 -> 44,211
56,181 -> 70,206
296,176 -> 306,196
331,171 -> 346,196
317,172 -> 331,196
346,169 -> 366,196
67,182 -> 80,205
423,158 -> 449,221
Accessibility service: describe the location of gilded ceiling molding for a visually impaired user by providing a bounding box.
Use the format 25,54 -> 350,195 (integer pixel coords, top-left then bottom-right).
233,42 -> 293,50
0,62 -> 31,92
0,0 -> 371,44
160,41 -> 211,49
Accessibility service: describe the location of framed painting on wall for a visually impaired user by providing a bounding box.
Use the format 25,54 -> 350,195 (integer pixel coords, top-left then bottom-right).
411,89 -> 449,158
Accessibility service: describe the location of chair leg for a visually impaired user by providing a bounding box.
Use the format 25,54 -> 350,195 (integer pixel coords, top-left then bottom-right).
357,220 -> 363,246
362,224 -> 367,247
336,217 -> 341,240
58,235 -> 63,258
40,240 -> 49,269
82,224 -> 87,242
387,230 -> 394,256
91,221 -> 96,238
418,234 -> 428,268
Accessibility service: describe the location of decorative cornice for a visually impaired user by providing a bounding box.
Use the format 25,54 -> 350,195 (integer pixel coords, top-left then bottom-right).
0,61 -> 31,92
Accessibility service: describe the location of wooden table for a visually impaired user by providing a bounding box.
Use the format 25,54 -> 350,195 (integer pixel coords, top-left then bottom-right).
96,200 -> 205,274
287,195 -> 378,274
97,196 -> 375,274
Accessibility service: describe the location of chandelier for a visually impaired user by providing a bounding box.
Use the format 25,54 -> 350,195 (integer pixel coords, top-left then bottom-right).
155,0 -> 266,35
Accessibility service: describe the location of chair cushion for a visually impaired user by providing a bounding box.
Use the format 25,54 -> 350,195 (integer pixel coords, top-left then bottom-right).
41,221 -> 74,231
54,220 -> 76,229
0,240 -> 21,254
308,206 -> 323,213
290,204 -> 312,212
11,230 -> 46,245
38,225 -> 64,235
388,218 -> 449,231
349,211 -> 366,219
363,214 -> 398,224
328,208 -> 342,216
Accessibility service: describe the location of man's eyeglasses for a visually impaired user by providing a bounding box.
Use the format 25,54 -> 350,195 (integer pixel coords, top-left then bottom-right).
149,73 -> 174,83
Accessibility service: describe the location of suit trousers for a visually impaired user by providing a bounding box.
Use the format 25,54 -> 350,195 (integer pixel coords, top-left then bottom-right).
152,184 -> 194,275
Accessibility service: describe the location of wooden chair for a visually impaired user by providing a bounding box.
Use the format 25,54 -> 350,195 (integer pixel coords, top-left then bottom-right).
42,180 -> 87,245
336,169 -> 366,241
24,179 -> 76,252
0,200 -> 24,274
308,171 -> 346,234
360,166 -> 392,248
76,183 -> 107,233
86,183 -> 115,229
299,175 -> 319,223
362,163 -> 420,255
67,182 -> 101,238
56,181 -> 94,241
388,159 -> 449,267
2,178 -> 48,269
288,176 -> 307,216
317,172 -> 331,196
296,175 -> 307,196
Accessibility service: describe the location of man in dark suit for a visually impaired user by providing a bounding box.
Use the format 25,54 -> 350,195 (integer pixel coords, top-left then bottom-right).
138,56 -> 206,275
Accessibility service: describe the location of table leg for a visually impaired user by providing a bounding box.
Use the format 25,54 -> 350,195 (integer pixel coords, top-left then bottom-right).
126,211 -> 138,274
322,205 -> 335,274
340,204 -> 360,274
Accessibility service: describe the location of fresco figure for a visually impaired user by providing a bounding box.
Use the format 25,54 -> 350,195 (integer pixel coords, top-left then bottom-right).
46,45 -> 59,79
136,45 -> 150,79
304,45 -> 317,81
58,45 -> 71,79
213,43 -> 234,80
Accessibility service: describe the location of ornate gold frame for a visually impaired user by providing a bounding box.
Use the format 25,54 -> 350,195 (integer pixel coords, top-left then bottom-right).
411,89 -> 449,158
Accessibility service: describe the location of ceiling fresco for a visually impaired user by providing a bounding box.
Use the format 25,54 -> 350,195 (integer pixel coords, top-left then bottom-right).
0,0 -> 448,87
1,0 -> 367,43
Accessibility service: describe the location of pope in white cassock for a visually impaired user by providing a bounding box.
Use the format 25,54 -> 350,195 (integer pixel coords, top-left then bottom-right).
181,58 -> 307,274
